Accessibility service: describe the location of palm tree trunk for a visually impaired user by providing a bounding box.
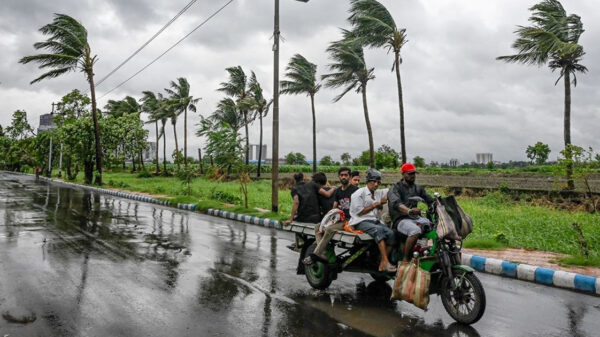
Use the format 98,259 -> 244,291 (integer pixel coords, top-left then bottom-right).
139,151 -> 144,170
155,121 -> 160,174
244,111 -> 250,165
395,51 -> 407,164
162,124 -> 167,174
87,69 -> 103,185
257,111 -> 263,178
184,107 -> 188,169
564,70 -> 574,190
310,94 -> 317,173
361,84 -> 375,168
173,122 -> 180,171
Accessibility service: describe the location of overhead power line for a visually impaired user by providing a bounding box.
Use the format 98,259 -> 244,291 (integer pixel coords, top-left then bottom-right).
99,0 -> 234,99
95,0 -> 200,87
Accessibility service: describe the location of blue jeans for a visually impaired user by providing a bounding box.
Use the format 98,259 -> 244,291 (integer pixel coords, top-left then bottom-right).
355,220 -> 395,246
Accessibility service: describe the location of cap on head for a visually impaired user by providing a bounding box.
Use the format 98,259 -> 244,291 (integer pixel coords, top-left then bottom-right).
366,168 -> 382,182
401,163 -> 417,174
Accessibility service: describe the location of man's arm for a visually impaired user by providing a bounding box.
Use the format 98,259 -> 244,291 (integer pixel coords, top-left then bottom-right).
318,186 -> 336,198
388,184 -> 412,216
283,195 -> 300,225
421,186 -> 435,205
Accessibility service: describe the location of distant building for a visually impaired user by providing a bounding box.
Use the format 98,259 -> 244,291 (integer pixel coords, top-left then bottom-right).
449,158 -> 459,167
38,113 -> 56,132
476,153 -> 493,164
247,144 -> 267,163
143,142 -> 156,161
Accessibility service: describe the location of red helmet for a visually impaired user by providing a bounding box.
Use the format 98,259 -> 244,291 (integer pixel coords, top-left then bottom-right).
401,163 -> 417,173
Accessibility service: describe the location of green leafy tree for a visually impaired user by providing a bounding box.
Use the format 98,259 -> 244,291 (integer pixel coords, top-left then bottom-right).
497,0 -> 587,190
20,14 -> 105,185
285,152 -> 308,165
340,152 -> 352,165
165,77 -> 200,169
6,110 -> 34,140
203,122 -> 244,178
349,0 -> 409,164
281,54 -> 322,173
323,31 -> 376,168
413,156 -> 425,168
526,142 -> 551,164
556,145 -> 597,212
320,155 -> 334,166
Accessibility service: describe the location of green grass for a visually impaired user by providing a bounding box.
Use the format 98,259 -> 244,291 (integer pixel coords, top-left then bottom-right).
458,191 -> 600,259
558,255 -> 600,268
462,239 -> 508,250
60,171 -> 600,263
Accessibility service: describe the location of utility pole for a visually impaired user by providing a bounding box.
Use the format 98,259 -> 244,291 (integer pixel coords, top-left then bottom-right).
271,0 -> 310,213
271,0 -> 280,212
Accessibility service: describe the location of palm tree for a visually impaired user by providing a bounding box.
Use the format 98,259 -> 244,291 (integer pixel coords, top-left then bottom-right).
281,54 -> 321,173
141,91 -> 161,174
158,95 -> 170,174
349,0 -> 409,164
165,78 -> 200,169
210,98 -> 243,133
497,0 -> 587,190
246,72 -> 272,178
218,66 -> 251,164
19,14 -> 105,184
322,31 -> 376,168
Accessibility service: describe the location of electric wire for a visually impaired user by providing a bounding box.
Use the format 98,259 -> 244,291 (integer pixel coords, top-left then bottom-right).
99,0 -> 234,99
95,0 -> 199,87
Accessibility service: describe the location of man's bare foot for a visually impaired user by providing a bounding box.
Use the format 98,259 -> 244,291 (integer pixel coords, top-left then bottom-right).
379,262 -> 397,273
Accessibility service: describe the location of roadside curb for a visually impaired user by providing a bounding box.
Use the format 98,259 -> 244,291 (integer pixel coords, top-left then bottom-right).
12,172 -> 596,296
461,253 -> 599,295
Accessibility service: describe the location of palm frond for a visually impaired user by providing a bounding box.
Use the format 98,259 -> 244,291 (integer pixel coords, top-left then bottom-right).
29,67 -> 72,84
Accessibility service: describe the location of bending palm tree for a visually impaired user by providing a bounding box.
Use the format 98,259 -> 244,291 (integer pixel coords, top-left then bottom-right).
165,98 -> 182,172
349,0 -> 409,163
141,91 -> 161,174
281,54 -> 321,173
322,31 -> 376,168
218,66 -> 251,164
20,13 -> 104,184
246,72 -> 272,178
165,77 -> 200,169
157,95 -> 170,174
497,0 -> 587,190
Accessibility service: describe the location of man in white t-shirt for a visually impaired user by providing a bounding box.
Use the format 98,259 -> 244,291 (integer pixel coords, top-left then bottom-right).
349,169 -> 396,273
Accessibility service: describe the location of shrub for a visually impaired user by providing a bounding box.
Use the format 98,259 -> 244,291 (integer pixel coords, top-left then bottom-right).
212,191 -> 241,204
137,168 -> 152,178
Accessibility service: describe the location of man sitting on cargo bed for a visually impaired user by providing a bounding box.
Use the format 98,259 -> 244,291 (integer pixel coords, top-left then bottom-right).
349,169 -> 396,273
283,172 -> 336,225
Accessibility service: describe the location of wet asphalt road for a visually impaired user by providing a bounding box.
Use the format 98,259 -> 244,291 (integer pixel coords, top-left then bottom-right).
1,172 -> 599,337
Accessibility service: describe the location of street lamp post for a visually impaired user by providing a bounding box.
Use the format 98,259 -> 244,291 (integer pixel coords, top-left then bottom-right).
272,0 -> 309,213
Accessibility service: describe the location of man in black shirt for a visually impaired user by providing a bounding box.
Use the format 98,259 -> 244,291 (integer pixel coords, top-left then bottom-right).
304,167 -> 357,264
284,172 -> 336,225
388,163 -> 435,262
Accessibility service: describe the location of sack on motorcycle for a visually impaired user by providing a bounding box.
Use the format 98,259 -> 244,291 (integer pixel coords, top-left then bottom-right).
435,199 -> 462,240
440,196 -> 473,238
413,267 -> 431,310
391,259 -> 430,310
391,260 -> 416,302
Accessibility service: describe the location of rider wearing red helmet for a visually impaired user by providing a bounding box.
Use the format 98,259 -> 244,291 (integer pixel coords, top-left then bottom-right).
388,162 -> 435,262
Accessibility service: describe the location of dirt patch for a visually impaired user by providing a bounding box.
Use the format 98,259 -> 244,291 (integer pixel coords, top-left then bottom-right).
464,247 -> 600,277
104,187 -> 170,199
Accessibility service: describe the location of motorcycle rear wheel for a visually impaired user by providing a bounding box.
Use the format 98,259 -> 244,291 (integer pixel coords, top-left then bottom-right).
304,243 -> 334,290
440,270 -> 486,325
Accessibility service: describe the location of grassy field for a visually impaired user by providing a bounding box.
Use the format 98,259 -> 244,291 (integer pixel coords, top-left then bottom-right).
63,171 -> 599,266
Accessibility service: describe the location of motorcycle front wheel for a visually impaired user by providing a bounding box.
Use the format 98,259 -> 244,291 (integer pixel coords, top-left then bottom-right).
440,270 -> 486,325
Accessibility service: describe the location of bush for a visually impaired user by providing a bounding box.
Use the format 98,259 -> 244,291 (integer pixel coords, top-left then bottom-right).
137,168 -> 152,178
212,191 -> 241,204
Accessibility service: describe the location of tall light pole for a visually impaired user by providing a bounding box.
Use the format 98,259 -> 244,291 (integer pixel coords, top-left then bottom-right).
272,0 -> 309,213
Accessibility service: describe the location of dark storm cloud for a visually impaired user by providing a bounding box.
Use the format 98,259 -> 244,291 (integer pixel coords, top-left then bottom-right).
1,0 -> 598,164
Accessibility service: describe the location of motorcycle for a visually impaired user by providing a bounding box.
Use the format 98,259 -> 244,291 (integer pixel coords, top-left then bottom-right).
289,193 -> 486,325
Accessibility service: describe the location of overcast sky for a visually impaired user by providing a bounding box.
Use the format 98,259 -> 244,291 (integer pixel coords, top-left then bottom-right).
1,0 -> 599,164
